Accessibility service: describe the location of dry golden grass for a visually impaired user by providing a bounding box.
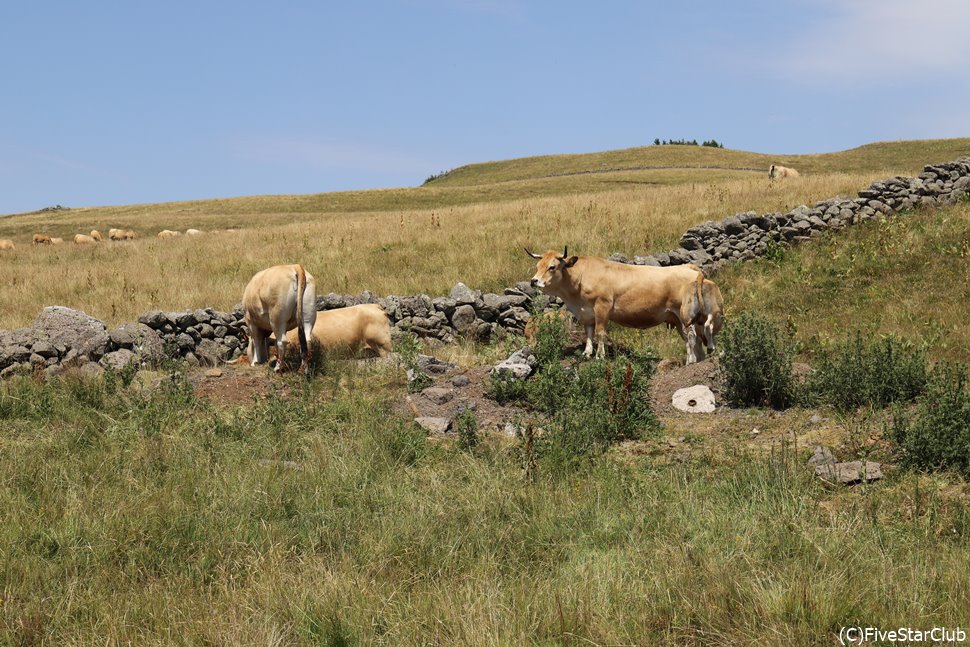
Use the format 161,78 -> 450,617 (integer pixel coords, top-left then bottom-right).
0,170 -> 895,329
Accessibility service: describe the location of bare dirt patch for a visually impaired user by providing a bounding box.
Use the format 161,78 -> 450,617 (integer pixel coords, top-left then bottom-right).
189,362 -> 278,406
396,365 -> 526,436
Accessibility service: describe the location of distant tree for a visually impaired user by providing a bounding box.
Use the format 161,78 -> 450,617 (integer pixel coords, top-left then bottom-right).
653,138 -> 660,146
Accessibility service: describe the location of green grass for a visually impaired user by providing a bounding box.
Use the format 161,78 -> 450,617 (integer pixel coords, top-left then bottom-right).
715,200 -> 970,364
2,364 -> 969,645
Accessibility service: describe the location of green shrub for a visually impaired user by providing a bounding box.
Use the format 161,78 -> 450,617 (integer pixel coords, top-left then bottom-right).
719,312 -> 796,409
891,362 -> 970,476
805,332 -> 927,411
454,408 -> 479,452
531,309 -> 570,370
534,356 -> 660,474
488,372 -> 528,404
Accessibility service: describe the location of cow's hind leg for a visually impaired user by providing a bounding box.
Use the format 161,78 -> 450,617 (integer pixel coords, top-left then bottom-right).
249,328 -> 269,366
272,324 -> 289,373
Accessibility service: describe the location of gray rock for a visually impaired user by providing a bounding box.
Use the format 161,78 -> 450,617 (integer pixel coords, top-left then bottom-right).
138,310 -> 169,328
722,216 -> 744,236
175,312 -> 197,329
421,387 -> 455,405
608,253 -> 629,264
633,255 -> 661,266
807,445 -> 836,467
176,333 -> 196,354
450,304 -> 478,333
491,346 -> 537,380
450,282 -> 480,305
671,385 -> 716,413
814,460 -> 884,485
451,374 -> 471,387
32,306 -> 110,360
102,349 -> 137,371
31,340 -> 58,359
415,416 -> 451,434
195,339 -> 230,366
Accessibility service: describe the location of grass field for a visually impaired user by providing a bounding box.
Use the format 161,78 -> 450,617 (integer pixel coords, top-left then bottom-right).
2,138 -> 970,645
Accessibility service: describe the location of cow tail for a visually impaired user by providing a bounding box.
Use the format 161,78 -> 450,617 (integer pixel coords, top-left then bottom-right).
296,265 -> 309,359
693,271 -> 706,326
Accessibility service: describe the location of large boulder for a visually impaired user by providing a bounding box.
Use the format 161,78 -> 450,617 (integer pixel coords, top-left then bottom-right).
32,306 -> 110,360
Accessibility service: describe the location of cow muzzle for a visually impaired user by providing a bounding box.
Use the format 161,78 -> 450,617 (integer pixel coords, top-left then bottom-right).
531,278 -> 544,288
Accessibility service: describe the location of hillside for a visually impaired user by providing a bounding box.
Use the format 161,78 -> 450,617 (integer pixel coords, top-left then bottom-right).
1,138 -> 968,330
425,138 -> 970,187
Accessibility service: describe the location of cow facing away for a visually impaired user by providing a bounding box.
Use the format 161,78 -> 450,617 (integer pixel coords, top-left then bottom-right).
283,304 -> 391,359
0,239 -> 15,251
680,275 -> 725,363
526,248 -> 723,363
157,230 -> 182,238
50,237 -> 64,245
73,234 -> 97,245
768,164 -> 800,179
90,230 -> 103,242
242,264 -> 317,373
32,234 -> 52,245
185,228 -> 203,236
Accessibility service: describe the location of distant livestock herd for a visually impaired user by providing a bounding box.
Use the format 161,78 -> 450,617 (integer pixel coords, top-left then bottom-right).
0,228 -> 213,250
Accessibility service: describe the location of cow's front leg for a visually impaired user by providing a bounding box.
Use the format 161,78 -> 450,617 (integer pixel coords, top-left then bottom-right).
594,303 -> 611,359
583,324 -> 595,358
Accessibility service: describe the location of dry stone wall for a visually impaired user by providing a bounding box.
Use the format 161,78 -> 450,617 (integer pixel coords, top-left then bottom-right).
1,158 -> 968,378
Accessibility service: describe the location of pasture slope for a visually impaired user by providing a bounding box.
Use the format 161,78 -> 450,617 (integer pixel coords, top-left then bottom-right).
1,138 -> 970,645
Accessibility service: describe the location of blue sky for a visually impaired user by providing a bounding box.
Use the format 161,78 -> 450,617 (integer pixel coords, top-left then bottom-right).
2,0 -> 968,215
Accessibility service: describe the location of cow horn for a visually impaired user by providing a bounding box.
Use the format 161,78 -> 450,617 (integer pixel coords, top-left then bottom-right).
524,247 -> 542,259
561,245 -> 568,259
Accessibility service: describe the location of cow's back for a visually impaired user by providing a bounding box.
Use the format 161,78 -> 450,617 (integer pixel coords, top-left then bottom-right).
566,258 -> 701,328
286,304 -> 390,356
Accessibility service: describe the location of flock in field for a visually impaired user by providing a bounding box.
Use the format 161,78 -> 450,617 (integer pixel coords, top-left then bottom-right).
0,228 -> 210,250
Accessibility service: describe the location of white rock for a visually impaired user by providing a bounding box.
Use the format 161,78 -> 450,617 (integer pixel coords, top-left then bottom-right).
671,385 -> 716,413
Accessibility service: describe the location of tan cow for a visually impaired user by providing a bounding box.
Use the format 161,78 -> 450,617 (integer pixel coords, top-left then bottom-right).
242,264 -> 317,373
768,164 -> 800,179
32,234 -> 52,245
526,247 -> 721,363
90,230 -> 103,242
73,234 -> 97,245
283,304 -> 391,359
0,239 -> 15,251
109,228 -> 137,241
50,237 -> 64,245
185,228 -> 203,235
680,274 -> 725,363
157,230 -> 182,238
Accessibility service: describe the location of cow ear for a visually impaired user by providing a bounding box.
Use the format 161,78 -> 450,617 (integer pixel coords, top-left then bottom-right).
564,255 -> 579,268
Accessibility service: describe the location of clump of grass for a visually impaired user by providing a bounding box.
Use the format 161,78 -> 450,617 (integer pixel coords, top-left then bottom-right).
719,311 -> 796,409
891,362 -> 970,476
804,332 -> 927,411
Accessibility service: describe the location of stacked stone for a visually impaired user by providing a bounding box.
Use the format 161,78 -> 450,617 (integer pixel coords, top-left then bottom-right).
612,156 -> 970,274
137,307 -> 247,365
0,306 -> 166,378
316,281 -> 551,343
